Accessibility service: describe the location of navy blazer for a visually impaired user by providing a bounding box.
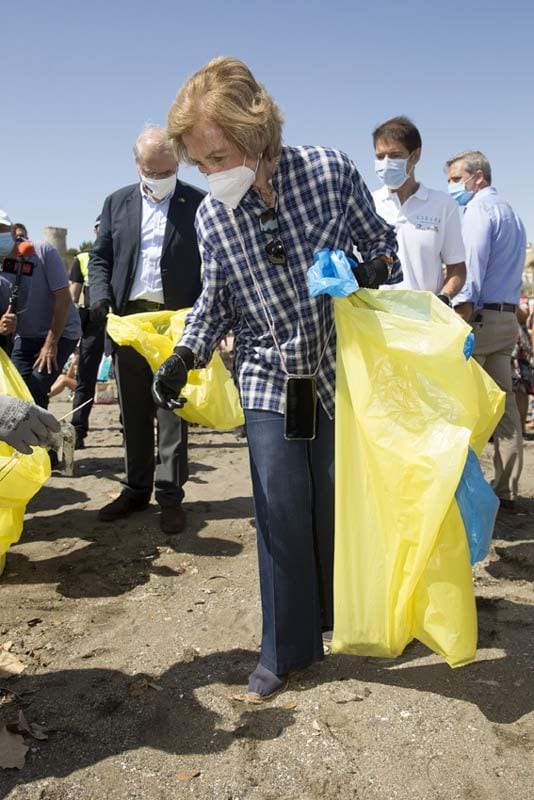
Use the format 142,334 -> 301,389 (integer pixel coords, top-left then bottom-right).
89,181 -> 204,315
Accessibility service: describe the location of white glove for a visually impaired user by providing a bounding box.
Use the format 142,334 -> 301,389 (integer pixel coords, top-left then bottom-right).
0,395 -> 61,454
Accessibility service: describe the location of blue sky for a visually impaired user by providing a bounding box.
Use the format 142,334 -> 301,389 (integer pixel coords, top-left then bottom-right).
3,0 -> 533,249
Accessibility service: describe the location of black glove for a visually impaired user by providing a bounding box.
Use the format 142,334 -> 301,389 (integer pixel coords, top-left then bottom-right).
152,346 -> 194,410
89,299 -> 109,323
437,293 -> 452,307
352,258 -> 390,290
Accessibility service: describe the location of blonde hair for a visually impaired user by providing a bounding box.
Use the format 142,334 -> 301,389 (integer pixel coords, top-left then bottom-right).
167,56 -> 284,163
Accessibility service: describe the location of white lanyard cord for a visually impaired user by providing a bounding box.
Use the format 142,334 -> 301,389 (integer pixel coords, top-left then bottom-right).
231,210 -> 335,379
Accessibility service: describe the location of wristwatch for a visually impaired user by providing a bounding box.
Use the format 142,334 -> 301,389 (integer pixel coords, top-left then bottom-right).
437,293 -> 452,307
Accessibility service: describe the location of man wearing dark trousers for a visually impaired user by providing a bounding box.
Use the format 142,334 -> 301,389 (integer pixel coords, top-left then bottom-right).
69,215 -> 105,449
89,126 -> 203,533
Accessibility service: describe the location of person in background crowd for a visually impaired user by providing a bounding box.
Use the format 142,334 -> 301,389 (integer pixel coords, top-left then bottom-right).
0,208 -> 81,407
0,274 -> 16,353
13,223 -> 28,242
0,214 -> 20,352
69,215 -> 106,449
152,57 -> 400,699
89,126 -> 204,534
511,296 -> 534,434
447,150 -> 527,511
48,349 -> 79,398
372,116 -> 465,303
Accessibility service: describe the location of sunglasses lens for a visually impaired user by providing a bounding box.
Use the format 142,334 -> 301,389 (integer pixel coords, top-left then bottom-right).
259,210 -> 287,265
265,239 -> 286,265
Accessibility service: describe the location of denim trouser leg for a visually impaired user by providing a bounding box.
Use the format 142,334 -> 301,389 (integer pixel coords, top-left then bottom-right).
11,336 -> 78,409
245,403 -> 334,674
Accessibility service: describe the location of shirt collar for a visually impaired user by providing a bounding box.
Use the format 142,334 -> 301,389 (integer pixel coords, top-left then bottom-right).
471,185 -> 496,203
413,182 -> 428,201
239,145 -> 290,214
378,181 -> 428,205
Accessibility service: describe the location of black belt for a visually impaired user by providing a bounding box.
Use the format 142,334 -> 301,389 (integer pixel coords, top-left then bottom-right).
482,303 -> 517,312
126,299 -> 165,313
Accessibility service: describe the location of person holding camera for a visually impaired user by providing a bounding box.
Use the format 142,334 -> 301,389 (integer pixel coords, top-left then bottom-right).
0,209 -> 80,407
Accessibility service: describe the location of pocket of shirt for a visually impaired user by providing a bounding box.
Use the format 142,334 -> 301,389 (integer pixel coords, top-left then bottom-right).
304,214 -> 349,254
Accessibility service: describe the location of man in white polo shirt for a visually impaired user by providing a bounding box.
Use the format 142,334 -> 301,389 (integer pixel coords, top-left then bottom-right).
372,116 -> 466,305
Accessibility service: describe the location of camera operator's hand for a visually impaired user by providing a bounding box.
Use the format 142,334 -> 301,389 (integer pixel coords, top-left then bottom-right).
0,306 -> 17,335
89,299 -> 109,323
352,257 -> 390,290
0,396 -> 60,454
152,346 -> 194,410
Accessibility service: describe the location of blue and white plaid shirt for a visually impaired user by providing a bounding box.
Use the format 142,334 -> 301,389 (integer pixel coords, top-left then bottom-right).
180,145 -> 401,416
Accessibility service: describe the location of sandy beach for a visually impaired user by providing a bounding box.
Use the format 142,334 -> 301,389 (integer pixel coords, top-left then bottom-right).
1,396 -> 533,800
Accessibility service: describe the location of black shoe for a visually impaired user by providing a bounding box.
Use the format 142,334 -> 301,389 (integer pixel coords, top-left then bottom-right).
49,449 -> 59,468
74,434 -> 85,450
160,504 -> 186,534
98,493 -> 150,522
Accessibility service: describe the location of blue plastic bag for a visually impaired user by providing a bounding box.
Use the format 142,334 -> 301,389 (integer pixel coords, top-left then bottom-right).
97,355 -> 112,382
455,448 -> 499,564
307,249 -> 359,298
463,332 -> 475,360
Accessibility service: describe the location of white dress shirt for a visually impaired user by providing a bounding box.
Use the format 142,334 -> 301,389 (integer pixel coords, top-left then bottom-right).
128,187 -> 171,303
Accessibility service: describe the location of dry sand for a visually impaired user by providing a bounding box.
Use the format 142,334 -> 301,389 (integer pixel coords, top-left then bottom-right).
1,397 -> 533,800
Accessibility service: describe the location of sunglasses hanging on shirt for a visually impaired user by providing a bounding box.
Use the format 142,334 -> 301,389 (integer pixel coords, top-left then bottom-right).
259,208 -> 287,266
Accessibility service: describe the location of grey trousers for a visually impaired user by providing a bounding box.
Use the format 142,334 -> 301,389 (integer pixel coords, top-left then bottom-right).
114,345 -> 188,506
472,308 -> 523,501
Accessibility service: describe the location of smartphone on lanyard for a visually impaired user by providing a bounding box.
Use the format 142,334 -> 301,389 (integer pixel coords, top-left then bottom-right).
284,376 -> 317,440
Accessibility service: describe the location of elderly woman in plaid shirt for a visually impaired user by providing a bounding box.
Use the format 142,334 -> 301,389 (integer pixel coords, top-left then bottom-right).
153,57 -> 400,699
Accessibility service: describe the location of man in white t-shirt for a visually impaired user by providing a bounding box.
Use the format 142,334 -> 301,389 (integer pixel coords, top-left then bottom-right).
372,116 -> 466,305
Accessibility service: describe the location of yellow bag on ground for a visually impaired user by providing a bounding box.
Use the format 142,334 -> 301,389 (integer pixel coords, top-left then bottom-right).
107,310 -> 244,430
332,290 -> 504,667
0,350 -> 51,576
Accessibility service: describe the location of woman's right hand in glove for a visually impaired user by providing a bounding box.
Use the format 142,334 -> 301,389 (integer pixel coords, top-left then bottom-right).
151,346 -> 194,410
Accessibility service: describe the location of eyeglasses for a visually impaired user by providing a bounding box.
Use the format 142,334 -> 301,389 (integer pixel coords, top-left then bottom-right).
259,209 -> 287,266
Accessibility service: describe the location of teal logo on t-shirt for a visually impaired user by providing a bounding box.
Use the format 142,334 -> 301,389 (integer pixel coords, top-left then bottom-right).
414,214 -> 440,232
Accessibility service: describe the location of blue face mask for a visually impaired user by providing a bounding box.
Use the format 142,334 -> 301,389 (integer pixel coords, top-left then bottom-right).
375,156 -> 410,190
0,232 -> 14,256
448,176 -> 475,206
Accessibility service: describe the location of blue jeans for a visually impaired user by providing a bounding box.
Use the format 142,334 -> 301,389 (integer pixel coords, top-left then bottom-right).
11,336 -> 78,409
245,403 -> 335,674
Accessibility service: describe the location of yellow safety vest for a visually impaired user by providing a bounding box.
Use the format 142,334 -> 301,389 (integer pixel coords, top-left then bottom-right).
77,251 -> 90,283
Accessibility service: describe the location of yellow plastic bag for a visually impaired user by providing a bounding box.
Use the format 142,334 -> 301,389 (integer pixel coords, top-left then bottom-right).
107,310 -> 244,430
332,290 -> 505,667
0,350 -> 51,575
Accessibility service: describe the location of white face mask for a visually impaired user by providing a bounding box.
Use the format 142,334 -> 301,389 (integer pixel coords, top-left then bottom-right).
141,172 -> 177,201
207,156 -> 259,209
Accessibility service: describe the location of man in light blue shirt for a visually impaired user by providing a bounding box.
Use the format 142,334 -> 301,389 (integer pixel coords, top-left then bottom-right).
446,150 -> 527,510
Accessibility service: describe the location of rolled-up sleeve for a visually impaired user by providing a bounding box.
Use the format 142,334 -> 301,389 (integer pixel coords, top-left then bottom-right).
344,161 -> 402,284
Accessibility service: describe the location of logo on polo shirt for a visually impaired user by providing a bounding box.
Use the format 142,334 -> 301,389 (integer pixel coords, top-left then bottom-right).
414,214 -> 440,233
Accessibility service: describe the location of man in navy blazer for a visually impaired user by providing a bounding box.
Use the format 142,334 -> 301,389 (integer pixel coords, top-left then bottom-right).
89,126 -> 204,533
